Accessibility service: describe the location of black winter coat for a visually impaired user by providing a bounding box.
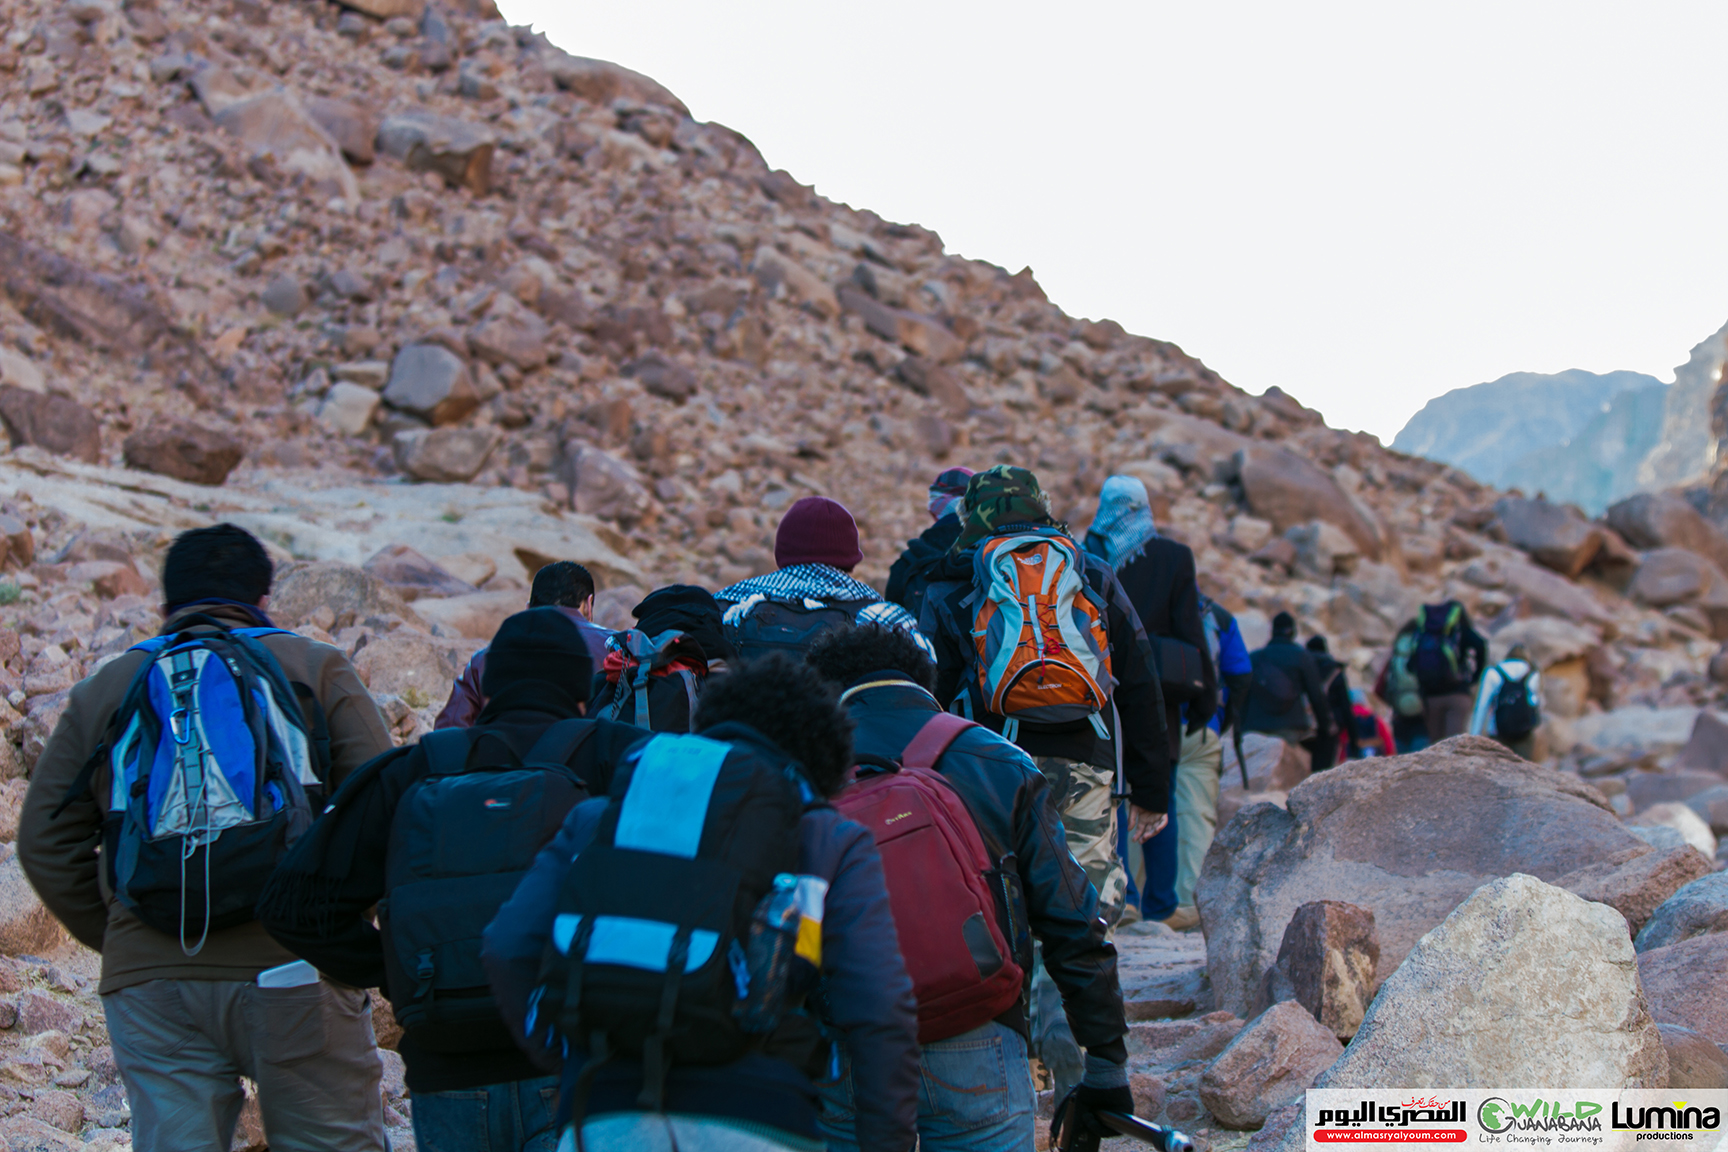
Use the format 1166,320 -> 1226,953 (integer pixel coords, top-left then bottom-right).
844,679 -> 1129,1061
1242,639 -> 1332,740
886,516 -> 963,618
256,702 -> 651,1093
1112,539 -> 1218,755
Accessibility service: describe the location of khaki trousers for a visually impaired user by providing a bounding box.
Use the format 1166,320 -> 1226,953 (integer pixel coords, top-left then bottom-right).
1173,727 -> 1223,910
103,978 -> 385,1152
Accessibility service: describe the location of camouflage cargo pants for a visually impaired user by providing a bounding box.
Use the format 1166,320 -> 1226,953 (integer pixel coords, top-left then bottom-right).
1029,756 -> 1125,1104
1033,756 -> 1127,926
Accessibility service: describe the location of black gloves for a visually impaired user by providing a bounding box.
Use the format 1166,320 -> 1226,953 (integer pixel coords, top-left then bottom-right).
1075,1082 -> 1135,1126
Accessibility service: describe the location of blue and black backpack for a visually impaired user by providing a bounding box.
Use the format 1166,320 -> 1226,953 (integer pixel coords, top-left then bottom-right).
57,615 -> 329,954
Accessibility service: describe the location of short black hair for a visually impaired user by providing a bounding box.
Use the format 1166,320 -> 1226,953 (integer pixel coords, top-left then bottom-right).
162,524 -> 273,607
694,653 -> 854,796
529,561 -> 595,608
1306,635 -> 1328,653
805,625 -> 936,694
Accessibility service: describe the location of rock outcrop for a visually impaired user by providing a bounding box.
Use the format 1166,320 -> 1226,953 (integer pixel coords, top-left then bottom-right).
1316,874 -> 1668,1089
1198,737 -> 1688,1017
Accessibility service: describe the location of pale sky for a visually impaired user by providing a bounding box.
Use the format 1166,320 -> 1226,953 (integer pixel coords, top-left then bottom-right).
498,0 -> 1728,444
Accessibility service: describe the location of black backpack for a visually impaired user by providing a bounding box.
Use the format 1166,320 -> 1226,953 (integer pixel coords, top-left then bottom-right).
1251,659 -> 1301,717
727,596 -> 871,661
533,722 -> 819,1117
378,720 -> 595,1053
595,629 -> 705,732
1493,667 -> 1538,740
1411,602 -> 1466,694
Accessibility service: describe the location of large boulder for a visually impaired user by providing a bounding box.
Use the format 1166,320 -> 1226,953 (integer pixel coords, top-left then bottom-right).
0,856 -> 67,956
1318,874 -> 1668,1089
1674,709 -> 1728,775
362,544 -> 475,602
350,631 -> 464,703
382,344 -> 478,427
1252,901 -> 1378,1040
1497,557 -> 1615,626
1557,844 -> 1712,937
1198,1001 -> 1341,1130
1570,706 -> 1700,758
303,95 -> 378,165
0,386 -> 100,463
1659,1024 -> 1728,1089
468,309 -> 550,371
393,427 -> 500,483
1232,445 -> 1382,560
122,416 -> 244,486
566,444 -> 654,528
1607,491 -> 1728,575
1491,496 -> 1603,578
1636,873 -> 1728,952
1637,933 -> 1728,1046
199,82 -> 359,203
376,110 -> 495,194
410,590 -> 523,641
1628,549 -> 1728,637
541,51 -> 690,116
1198,737 -> 1685,1018
1629,802 -> 1717,857
269,561 -> 412,631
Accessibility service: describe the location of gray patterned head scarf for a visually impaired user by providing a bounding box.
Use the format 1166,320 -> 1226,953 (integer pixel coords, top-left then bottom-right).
1083,475 -> 1157,570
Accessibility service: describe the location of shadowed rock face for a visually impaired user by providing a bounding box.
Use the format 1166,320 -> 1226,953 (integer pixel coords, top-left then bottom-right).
1197,736 -> 1673,1018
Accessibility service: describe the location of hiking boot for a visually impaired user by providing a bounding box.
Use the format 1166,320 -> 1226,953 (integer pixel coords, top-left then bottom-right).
1162,905 -> 1200,931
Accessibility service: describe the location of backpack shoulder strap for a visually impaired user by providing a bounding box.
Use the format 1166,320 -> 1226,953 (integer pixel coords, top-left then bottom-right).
900,712 -> 977,772
523,718 -> 598,770
420,729 -> 477,778
291,682 -> 332,785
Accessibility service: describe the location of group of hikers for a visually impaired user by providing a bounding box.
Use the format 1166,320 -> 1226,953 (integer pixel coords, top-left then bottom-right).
14,462 -> 1545,1152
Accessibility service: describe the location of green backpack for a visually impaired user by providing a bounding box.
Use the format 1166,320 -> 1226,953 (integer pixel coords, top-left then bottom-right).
1387,629 -> 1425,717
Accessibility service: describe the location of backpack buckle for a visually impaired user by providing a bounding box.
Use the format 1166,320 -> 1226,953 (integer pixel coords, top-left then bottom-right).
414,949 -> 435,999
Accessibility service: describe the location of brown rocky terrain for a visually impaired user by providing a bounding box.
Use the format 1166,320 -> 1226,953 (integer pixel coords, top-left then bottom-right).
0,0 -> 1724,1147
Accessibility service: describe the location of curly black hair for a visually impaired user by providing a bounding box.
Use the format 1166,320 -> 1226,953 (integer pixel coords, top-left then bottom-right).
694,653 -> 855,796
805,624 -> 937,694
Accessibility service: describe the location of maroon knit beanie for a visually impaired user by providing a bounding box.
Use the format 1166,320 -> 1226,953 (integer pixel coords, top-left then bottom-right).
774,496 -> 863,571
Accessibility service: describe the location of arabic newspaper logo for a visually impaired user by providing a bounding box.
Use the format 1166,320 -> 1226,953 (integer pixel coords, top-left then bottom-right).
1477,1097 -> 1604,1134
1315,1096 -> 1468,1143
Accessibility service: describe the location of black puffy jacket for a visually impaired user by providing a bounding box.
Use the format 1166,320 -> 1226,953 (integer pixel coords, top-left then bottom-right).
843,678 -> 1129,1062
885,515 -> 964,619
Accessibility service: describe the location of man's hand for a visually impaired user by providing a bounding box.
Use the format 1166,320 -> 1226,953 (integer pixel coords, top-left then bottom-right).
1127,805 -> 1167,842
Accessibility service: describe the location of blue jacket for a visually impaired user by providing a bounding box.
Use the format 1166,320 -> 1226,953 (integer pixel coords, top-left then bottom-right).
482,790 -> 921,1151
1210,615 -> 1252,734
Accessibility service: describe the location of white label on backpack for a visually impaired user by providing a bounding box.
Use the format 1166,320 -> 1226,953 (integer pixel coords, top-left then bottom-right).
551,913 -> 719,972
257,959 -> 320,988
614,734 -> 730,859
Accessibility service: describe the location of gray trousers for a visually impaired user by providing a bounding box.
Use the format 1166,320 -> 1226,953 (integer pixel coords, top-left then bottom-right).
102,978 -> 386,1152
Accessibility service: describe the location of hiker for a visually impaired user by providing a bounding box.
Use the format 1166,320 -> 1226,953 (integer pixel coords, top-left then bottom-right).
257,609 -> 651,1152
1165,594 -> 1252,929
1374,621 -> 1430,753
885,465 -> 974,620
1083,475 -> 1215,928
18,524 -> 394,1152
1469,643 -> 1542,758
1302,635 -> 1358,770
436,561 -> 611,728
589,584 -> 734,733
482,655 -> 921,1152
716,495 -> 932,660
1350,689 -> 1396,757
1241,612 -> 1332,756
1407,600 -> 1489,742
925,466 -> 1173,930
805,625 -> 1134,1150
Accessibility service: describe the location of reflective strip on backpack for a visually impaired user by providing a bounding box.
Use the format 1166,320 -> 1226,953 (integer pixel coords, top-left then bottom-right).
551,913 -> 719,972
613,734 -> 729,858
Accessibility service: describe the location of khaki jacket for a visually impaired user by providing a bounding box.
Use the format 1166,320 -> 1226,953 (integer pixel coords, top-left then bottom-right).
18,606 -> 393,993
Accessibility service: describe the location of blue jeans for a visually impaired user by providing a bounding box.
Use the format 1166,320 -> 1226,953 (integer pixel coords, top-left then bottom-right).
1121,800 -> 1179,921
817,1021 -> 1036,1152
412,1076 -> 561,1152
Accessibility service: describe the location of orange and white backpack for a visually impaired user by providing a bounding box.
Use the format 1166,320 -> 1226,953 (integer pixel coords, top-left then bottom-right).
963,527 -> 1114,742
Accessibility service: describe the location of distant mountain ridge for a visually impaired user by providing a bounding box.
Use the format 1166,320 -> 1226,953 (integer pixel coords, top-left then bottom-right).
1392,369 -> 1664,503
1392,323 -> 1728,515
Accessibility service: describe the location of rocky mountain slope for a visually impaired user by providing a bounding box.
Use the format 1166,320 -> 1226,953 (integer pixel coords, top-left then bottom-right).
0,0 -> 1726,1144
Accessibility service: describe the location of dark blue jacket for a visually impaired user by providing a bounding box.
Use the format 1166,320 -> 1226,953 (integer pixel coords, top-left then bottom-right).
482,789 -> 921,1152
